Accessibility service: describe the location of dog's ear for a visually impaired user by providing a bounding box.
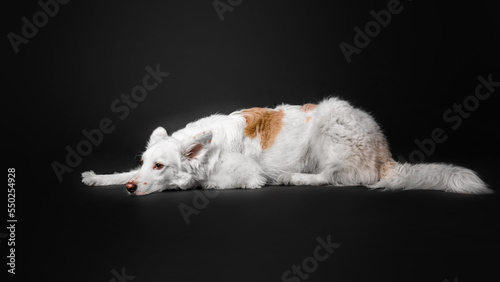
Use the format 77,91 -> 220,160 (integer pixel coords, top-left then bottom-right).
147,127 -> 168,147
183,131 -> 213,160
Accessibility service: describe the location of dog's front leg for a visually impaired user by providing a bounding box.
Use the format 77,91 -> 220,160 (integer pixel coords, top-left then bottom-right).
81,169 -> 139,186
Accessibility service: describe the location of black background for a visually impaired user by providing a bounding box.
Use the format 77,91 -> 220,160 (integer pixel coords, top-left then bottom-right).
3,0 -> 500,281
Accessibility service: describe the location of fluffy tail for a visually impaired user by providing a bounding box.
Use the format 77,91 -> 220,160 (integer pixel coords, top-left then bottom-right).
369,161 -> 493,194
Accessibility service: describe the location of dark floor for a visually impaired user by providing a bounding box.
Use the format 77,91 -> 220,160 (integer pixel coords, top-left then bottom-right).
11,155 -> 500,282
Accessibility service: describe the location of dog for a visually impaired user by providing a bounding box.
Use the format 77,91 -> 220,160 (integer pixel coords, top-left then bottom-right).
82,97 -> 492,196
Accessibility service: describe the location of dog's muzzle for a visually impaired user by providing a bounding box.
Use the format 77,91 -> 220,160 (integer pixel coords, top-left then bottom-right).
125,182 -> 137,194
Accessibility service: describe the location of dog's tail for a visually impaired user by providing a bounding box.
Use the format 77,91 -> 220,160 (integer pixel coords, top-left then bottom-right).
368,160 -> 493,194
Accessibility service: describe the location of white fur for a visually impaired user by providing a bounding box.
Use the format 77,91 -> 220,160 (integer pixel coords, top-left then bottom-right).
82,97 -> 492,196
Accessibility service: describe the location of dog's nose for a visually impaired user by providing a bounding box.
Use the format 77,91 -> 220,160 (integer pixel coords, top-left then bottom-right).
125,182 -> 137,194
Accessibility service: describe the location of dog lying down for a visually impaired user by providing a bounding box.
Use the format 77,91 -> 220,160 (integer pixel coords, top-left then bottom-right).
82,97 -> 492,196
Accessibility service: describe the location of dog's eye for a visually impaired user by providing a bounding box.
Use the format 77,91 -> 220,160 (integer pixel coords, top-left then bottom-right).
154,163 -> 164,170
141,160 -> 144,166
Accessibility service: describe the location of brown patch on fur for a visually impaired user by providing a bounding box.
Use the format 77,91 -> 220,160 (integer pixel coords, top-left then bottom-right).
242,107 -> 285,150
350,137 -> 395,182
301,104 -> 317,112
369,138 -> 397,181
379,160 -> 397,180
305,116 -> 312,123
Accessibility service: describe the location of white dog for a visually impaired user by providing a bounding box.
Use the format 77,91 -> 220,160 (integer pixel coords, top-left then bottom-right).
82,97 -> 492,196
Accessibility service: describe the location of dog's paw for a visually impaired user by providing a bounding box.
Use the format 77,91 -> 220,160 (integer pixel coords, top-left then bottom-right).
241,184 -> 263,189
277,173 -> 309,186
81,171 -> 97,186
241,179 -> 265,189
239,175 -> 266,189
277,172 -> 293,185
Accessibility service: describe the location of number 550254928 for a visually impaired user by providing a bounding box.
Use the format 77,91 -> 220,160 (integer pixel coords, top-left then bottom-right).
8,168 -> 15,218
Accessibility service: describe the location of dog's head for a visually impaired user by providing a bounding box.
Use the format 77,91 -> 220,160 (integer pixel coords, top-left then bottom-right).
126,127 -> 213,196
